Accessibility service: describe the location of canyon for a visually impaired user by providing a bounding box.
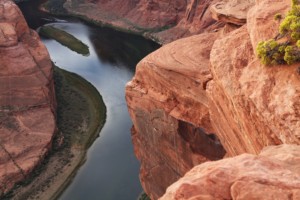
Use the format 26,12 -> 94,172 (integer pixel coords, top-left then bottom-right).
0,0 -> 56,195
61,0 -> 221,44
0,0 -> 300,199
125,0 -> 300,199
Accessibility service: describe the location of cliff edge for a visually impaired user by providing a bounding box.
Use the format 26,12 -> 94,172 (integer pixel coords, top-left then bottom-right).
0,0 -> 56,195
160,144 -> 300,200
61,0 -> 221,44
126,0 -> 300,199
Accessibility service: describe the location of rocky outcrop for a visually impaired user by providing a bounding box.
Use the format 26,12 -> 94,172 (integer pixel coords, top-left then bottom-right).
210,0 -> 255,25
126,32 -> 226,199
62,0 -> 222,44
0,0 -> 56,195
208,0 -> 298,157
160,144 -> 300,200
126,0 -> 300,198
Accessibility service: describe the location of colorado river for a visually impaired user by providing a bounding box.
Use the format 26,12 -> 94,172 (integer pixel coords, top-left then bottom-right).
18,1 -> 160,199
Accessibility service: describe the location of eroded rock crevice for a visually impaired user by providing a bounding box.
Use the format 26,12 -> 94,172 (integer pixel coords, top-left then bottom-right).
178,120 -> 226,160
126,0 -> 300,199
130,108 -> 226,200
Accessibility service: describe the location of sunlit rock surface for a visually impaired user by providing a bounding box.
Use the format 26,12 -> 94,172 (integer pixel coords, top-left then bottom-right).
126,0 -> 300,198
210,0 -> 255,25
0,0 -> 56,195
160,144 -> 300,200
63,0 -> 223,44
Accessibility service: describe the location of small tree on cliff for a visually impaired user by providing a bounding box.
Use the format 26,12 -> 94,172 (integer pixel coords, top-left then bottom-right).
257,0 -> 300,65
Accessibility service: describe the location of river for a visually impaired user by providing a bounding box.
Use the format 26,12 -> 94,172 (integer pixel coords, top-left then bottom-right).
18,1 -> 160,199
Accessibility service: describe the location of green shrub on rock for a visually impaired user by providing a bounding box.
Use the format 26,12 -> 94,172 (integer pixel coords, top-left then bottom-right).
257,0 -> 300,65
284,45 -> 300,64
274,13 -> 282,21
257,40 -> 287,65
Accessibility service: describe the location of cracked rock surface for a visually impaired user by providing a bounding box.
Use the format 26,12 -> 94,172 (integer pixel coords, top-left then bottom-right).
63,0 -> 222,44
160,144 -> 300,200
0,0 -> 56,195
126,0 -> 300,198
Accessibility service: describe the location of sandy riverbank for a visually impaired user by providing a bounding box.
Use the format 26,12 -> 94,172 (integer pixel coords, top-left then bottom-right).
3,66 -> 106,200
40,0 -> 168,44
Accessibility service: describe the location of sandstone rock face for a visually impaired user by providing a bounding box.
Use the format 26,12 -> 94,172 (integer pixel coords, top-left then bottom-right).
63,0 -> 222,44
0,0 -> 56,195
208,0 -> 299,157
160,144 -> 300,200
126,33 -> 227,199
210,0 -> 255,25
126,0 -> 300,198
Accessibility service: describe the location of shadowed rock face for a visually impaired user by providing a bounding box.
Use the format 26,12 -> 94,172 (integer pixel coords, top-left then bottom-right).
130,109 -> 226,199
126,32 -> 226,199
63,0 -> 223,44
0,0 -> 56,195
126,0 -> 300,198
160,144 -> 300,200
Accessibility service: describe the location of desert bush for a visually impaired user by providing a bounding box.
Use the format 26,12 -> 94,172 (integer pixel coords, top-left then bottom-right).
257,0 -> 300,65
256,40 -> 287,65
274,13 -> 282,21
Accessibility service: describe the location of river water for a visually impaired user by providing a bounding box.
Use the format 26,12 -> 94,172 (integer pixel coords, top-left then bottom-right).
18,1 -> 160,199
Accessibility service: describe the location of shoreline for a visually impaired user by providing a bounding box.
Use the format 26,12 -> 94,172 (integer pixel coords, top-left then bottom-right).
4,66 -> 106,200
39,0 -> 166,44
39,25 -> 90,56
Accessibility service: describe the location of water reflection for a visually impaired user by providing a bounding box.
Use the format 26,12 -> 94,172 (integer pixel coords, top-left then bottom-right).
18,2 -> 160,199
89,27 -> 158,68
39,21 -> 159,200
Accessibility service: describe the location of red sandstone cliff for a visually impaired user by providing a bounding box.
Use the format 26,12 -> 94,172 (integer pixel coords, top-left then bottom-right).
0,0 -> 56,195
160,144 -> 300,200
126,0 -> 300,199
63,0 -> 222,44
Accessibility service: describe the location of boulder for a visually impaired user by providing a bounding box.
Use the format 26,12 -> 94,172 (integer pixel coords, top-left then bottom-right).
160,145 -> 300,200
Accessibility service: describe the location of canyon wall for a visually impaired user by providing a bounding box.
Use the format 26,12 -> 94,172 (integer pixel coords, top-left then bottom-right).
0,0 -> 56,195
63,0 -> 222,44
160,144 -> 300,200
126,0 -> 300,199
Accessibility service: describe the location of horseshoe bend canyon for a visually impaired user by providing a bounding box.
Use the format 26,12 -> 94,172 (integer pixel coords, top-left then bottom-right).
1,0 -> 300,199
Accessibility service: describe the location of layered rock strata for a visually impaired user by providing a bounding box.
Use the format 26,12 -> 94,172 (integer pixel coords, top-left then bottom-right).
126,32 -> 226,199
63,0 -> 222,44
126,0 -> 300,198
160,144 -> 300,200
0,0 -> 56,195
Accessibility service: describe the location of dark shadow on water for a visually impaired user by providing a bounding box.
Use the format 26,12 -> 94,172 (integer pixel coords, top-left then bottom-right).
88,26 -> 160,69
17,0 -> 161,200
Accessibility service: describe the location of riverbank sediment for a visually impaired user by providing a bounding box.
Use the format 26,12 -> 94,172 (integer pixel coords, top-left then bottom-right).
3,66 -> 106,200
40,0 -> 221,44
40,0 -> 164,44
39,25 -> 90,56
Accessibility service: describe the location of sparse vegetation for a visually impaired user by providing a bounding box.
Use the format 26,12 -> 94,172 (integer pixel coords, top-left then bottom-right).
274,13 -> 282,21
39,25 -> 90,56
2,66 -> 106,199
54,66 -> 106,149
257,0 -> 300,65
138,192 -> 151,200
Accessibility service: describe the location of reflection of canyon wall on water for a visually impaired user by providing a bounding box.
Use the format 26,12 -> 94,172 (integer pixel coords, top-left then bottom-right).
1,0 -> 300,199
126,0 -> 300,199
0,0 -> 56,195
63,0 -> 221,43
